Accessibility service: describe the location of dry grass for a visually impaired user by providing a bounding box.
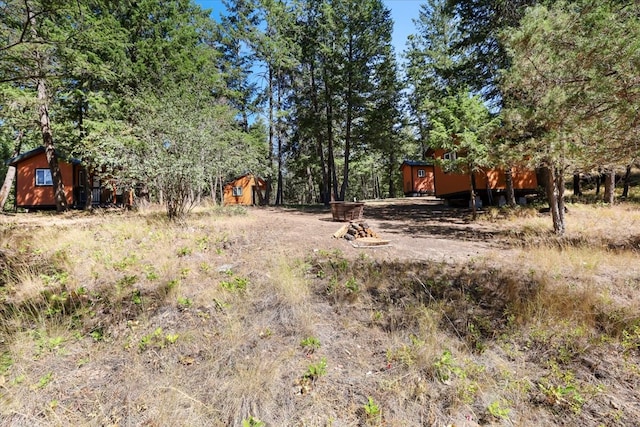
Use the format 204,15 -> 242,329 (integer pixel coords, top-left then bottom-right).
1,202 -> 640,426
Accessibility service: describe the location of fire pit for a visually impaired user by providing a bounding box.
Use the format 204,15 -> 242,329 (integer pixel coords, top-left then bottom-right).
330,201 -> 364,222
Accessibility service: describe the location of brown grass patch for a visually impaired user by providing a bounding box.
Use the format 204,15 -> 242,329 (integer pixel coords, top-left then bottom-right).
1,202 -> 640,426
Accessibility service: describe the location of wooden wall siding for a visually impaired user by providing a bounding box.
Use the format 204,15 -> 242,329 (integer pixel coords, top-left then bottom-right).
430,149 -> 538,198
223,175 -> 266,206
16,152 -> 75,208
401,164 -> 435,195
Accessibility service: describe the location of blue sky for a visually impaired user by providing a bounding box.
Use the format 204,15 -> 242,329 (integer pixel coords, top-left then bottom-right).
194,0 -> 424,59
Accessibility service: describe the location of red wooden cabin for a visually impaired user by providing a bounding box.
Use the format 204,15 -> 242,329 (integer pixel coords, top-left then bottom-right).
426,148 -> 538,202
400,160 -> 435,196
223,173 -> 267,206
6,147 -> 126,210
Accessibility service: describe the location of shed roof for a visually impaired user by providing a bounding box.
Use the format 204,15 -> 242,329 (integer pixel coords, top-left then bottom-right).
5,146 -> 81,166
224,173 -> 267,187
400,160 -> 433,168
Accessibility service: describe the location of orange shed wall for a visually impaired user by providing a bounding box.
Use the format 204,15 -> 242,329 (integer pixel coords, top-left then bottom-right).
401,165 -> 435,194
431,149 -> 538,197
401,165 -> 411,194
224,175 -> 265,206
16,153 -> 75,207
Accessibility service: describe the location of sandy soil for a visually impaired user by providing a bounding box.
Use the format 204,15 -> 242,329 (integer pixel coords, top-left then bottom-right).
250,197 -> 509,264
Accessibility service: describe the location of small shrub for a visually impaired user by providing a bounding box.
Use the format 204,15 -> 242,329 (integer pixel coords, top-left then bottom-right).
487,399 -> 511,420
364,396 -> 381,423
176,246 -> 192,257
139,327 -> 179,351
242,416 -> 265,427
220,276 -> 249,292
177,296 -> 192,308
304,357 -> 327,382
300,336 -> 321,353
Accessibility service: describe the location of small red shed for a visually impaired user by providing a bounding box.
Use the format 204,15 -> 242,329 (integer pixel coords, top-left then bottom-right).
400,160 -> 435,196
223,173 -> 267,206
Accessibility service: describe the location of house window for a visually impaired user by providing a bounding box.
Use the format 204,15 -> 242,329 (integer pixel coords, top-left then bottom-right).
417,169 -> 426,178
232,186 -> 243,196
443,152 -> 457,161
35,168 -> 53,186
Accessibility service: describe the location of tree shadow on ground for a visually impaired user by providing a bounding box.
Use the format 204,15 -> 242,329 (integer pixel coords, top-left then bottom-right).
275,199 -> 511,245
362,199 -> 509,244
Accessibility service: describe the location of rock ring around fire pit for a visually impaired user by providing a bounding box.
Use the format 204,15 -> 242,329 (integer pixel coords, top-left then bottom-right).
332,220 -> 390,247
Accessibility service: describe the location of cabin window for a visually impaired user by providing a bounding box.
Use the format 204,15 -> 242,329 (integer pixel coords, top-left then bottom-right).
232,186 -> 243,196
417,169 -> 426,178
35,168 -> 53,186
443,152 -> 457,161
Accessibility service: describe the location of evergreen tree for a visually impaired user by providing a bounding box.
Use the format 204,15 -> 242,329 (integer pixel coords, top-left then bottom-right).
501,1 -> 640,233
429,88 -> 499,219
404,0 -> 465,160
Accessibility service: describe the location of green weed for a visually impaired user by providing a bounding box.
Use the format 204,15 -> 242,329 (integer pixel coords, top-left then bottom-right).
176,246 -> 192,257
487,399 -> 511,420
0,352 -> 13,374
113,254 -> 138,271
364,396 -> 382,423
300,336 -> 321,353
434,350 -> 464,382
177,296 -> 192,308
345,277 -> 359,293
35,372 -> 53,389
139,327 -> 179,351
220,276 -> 249,292
242,416 -> 265,427
304,357 -> 327,382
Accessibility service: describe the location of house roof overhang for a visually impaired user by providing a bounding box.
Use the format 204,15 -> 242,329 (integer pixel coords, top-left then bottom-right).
5,146 -> 82,167
400,160 -> 434,170
224,173 -> 267,188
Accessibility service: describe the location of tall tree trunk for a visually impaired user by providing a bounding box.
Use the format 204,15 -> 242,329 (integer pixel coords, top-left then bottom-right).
309,60 -> 329,205
505,167 -> 516,206
31,11 -> 67,212
265,65 -> 275,205
83,168 -> 93,209
306,166 -> 316,204
219,175 -> 224,204
339,39 -> 354,202
469,172 -> 477,220
622,164 -> 632,199
604,169 -> 615,204
275,71 -> 284,205
417,114 -> 428,161
572,172 -> 582,196
0,130 -> 24,210
388,151 -> 397,198
323,66 -> 338,201
544,165 -> 565,235
210,174 -> 217,205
